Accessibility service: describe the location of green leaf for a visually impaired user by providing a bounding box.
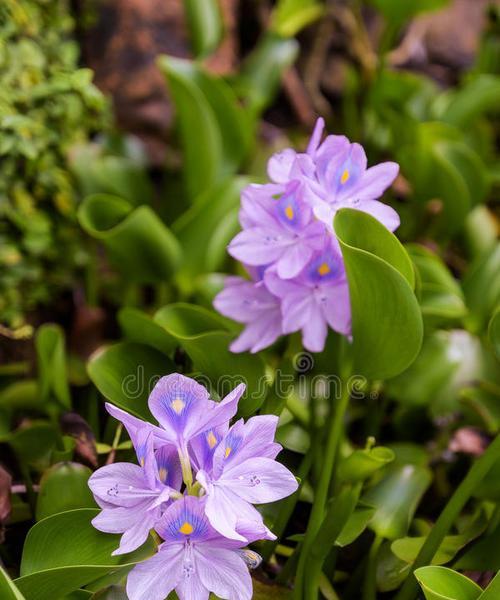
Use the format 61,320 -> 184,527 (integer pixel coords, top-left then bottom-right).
183,0 -> 222,57
414,566 -> 482,600
363,465 -> 432,540
87,342 -> 175,420
479,570 -> 500,599
36,324 -> 71,409
463,244 -> 500,333
334,208 -> 423,380
336,502 -> 376,547
118,308 -> 177,356
36,462 -> 97,521
158,58 -> 252,196
78,194 -> 181,283
408,244 -> 466,323
439,75 -> 500,127
271,0 -> 324,37
4,421 -> 59,469
236,33 -> 298,114
488,308 -> 500,360
0,381 -> 40,412
173,177 -> 247,290
154,304 -> 267,415
392,510 -> 487,566
338,446 -> 395,483
15,509 -> 154,600
0,567 -> 25,600
455,522 -> 500,571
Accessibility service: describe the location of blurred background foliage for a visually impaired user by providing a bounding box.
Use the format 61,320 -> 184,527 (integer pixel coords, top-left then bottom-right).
0,0 -> 499,598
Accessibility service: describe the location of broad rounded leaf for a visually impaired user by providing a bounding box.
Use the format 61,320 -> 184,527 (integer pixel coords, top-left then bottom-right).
118,308 -> 177,356
87,342 -> 175,420
414,566 -> 482,600
16,509 -> 153,600
154,303 -> 267,415
36,462 -> 97,521
338,446 -> 395,483
334,208 -> 423,380
0,567 -> 25,600
364,465 -> 432,540
78,194 -> 180,282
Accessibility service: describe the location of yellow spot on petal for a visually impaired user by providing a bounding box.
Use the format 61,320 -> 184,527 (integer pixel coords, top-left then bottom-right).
140,457 -> 145,467
318,262 -> 331,276
285,205 -> 294,220
225,447 -> 232,459
171,397 -> 185,414
207,431 -> 217,449
341,169 -> 350,184
158,467 -> 168,482
179,522 -> 194,535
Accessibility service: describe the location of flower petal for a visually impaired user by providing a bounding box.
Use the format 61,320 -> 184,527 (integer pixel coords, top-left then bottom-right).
354,199 -> 400,232
126,543 -> 184,600
196,545 -> 253,600
228,227 -> 289,266
301,308 -> 328,353
267,148 -> 297,183
222,457 -> 298,504
276,243 -> 313,279
88,463 -> 153,507
350,161 -> 399,201
105,402 -> 170,447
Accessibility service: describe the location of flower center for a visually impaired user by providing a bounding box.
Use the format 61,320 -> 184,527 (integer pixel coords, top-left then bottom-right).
317,262 -> 331,276
341,169 -> 350,184
285,204 -> 294,220
171,397 -> 185,414
179,521 -> 194,535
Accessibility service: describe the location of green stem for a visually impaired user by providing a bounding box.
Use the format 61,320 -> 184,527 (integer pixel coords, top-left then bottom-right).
362,535 -> 383,600
294,381 -> 351,599
396,433 -> 500,600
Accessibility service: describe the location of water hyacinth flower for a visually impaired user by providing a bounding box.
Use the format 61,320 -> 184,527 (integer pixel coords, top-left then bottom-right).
127,496 -> 259,600
89,429 -> 182,555
90,373 -> 298,597
215,118 -> 401,353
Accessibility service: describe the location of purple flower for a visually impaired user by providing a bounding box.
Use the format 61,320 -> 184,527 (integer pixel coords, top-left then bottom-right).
229,181 -> 326,279
265,246 -> 351,353
214,118 -> 400,354
89,429 -> 181,555
105,374 -> 244,457
213,276 -> 282,353
126,496 -> 258,600
196,416 -> 297,541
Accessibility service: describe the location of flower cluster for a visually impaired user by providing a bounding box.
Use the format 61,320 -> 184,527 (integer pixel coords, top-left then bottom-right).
89,373 -> 298,600
214,118 -> 400,353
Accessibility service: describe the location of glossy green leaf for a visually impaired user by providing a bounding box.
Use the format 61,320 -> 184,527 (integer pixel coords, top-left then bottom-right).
455,522 -> 500,571
237,33 -> 298,114
158,57 -> 222,199
154,304 -> 267,415
463,244 -> 500,333
408,244 -> 466,322
336,502 -> 376,547
488,308 -> 500,360
377,542 -> 412,592
78,194 -> 180,283
334,208 -> 423,380
158,57 -> 251,189
183,0 -> 222,57
15,509 -> 154,600
338,446 -> 395,483
392,510 -> 487,566
118,308 -> 177,356
0,567 -> 25,600
36,462 -> 97,521
87,342 -> 175,420
414,566 -> 482,600
36,324 -> 70,409
364,465 -> 432,539
271,0 -> 324,37
173,177 -> 247,290
479,570 -> 500,599
4,421 -> 59,468
0,381 -> 40,412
